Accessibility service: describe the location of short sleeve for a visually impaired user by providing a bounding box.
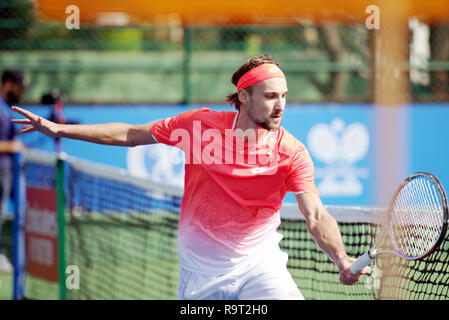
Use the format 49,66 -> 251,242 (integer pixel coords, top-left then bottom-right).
150,108 -> 208,147
285,145 -> 319,195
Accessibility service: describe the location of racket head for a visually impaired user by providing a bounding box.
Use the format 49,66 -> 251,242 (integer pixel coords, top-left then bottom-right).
387,172 -> 448,260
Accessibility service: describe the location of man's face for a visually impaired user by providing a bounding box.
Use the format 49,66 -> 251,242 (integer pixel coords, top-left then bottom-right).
4,81 -> 24,105
245,77 -> 288,130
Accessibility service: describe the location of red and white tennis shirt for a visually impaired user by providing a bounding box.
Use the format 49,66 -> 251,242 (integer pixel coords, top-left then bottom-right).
151,108 -> 317,274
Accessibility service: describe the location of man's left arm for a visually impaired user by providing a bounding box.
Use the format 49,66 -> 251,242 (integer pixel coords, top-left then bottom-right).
294,192 -> 366,285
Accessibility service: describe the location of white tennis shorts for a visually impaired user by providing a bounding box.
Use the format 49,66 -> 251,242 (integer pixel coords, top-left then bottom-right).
178,248 -> 304,300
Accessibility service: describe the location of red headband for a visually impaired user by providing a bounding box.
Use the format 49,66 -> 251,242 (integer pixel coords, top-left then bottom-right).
236,63 -> 285,91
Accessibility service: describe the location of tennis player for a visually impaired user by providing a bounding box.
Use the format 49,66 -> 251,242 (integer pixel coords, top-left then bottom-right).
11,54 -> 366,299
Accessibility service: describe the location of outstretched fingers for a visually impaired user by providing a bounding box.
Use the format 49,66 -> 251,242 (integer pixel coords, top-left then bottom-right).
11,106 -> 41,124
11,106 -> 34,118
11,119 -> 32,125
19,126 -> 36,134
11,106 -> 49,135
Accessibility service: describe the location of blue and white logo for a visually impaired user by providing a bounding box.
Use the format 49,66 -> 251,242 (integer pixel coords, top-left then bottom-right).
307,118 -> 370,197
126,143 -> 185,187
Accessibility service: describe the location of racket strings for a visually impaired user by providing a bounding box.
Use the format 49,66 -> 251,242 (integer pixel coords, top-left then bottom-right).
390,176 -> 444,258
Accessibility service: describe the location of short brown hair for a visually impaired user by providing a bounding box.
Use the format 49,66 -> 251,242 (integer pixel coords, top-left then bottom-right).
225,54 -> 279,110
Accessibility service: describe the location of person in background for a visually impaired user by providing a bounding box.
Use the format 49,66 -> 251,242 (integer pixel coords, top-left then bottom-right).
41,88 -> 75,153
0,70 -> 26,272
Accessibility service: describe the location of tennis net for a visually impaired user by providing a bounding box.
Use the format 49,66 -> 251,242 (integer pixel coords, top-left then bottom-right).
19,150 -> 449,300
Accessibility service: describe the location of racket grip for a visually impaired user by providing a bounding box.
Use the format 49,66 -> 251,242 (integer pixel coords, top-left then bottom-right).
350,252 -> 373,274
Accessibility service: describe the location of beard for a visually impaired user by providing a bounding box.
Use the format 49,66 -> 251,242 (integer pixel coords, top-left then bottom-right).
6,91 -> 20,106
247,107 -> 282,130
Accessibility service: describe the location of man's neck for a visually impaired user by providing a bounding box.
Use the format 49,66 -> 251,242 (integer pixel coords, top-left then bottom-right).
234,112 -> 270,144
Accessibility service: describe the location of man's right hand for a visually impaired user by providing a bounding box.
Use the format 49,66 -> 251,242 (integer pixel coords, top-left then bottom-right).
11,105 -> 157,147
11,106 -> 60,138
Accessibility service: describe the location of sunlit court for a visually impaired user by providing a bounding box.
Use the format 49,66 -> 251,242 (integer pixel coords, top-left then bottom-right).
0,0 -> 449,305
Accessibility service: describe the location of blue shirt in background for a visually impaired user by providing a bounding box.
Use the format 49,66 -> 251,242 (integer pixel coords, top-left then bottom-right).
0,97 -> 15,170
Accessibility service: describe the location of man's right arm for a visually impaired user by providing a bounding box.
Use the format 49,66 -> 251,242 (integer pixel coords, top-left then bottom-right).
11,106 -> 158,147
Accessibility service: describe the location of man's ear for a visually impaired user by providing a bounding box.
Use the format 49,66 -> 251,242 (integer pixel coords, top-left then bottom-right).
237,88 -> 249,105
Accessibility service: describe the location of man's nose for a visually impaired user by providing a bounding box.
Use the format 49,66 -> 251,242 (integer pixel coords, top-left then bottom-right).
274,97 -> 285,112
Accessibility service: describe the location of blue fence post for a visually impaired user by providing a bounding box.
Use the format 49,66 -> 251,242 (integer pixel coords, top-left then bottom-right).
12,151 -> 25,300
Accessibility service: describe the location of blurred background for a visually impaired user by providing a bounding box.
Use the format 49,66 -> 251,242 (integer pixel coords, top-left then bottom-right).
1,0 -> 448,105
1,0 -> 449,301
2,0 -> 448,204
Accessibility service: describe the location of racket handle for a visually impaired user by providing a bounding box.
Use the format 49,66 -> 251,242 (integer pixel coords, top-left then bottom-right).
350,252 -> 373,274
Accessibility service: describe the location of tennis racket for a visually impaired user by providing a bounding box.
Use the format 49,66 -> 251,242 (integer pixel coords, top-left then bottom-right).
350,172 -> 448,274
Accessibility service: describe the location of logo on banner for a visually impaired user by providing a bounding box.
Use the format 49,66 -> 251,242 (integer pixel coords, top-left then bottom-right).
307,118 -> 370,197
126,143 -> 185,187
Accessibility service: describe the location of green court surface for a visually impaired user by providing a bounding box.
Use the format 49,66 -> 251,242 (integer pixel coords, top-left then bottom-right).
0,273 -> 13,300
23,210 -> 376,300
0,218 -> 13,300
23,210 -> 180,300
